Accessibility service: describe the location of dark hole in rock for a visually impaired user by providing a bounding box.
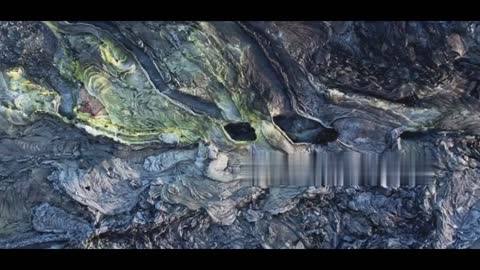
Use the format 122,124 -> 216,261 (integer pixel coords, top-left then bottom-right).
315,128 -> 339,145
224,122 -> 256,141
400,130 -> 430,140
396,95 -> 417,106
273,114 -> 338,144
85,186 -> 91,191
471,89 -> 480,99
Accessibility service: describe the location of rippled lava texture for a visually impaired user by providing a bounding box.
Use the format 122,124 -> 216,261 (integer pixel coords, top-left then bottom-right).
1,21 -> 480,249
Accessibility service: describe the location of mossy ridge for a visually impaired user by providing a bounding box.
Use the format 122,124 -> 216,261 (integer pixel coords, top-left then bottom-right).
146,23 -> 285,150
74,60 -> 218,141
37,22 -> 284,149
56,31 -> 222,145
158,24 -> 268,125
0,67 -> 61,125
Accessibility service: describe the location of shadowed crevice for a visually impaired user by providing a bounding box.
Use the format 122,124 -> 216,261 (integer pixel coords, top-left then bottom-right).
224,122 -> 256,141
273,114 -> 338,144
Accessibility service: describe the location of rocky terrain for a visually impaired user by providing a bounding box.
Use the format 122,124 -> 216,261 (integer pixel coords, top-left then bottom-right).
0,21 -> 479,249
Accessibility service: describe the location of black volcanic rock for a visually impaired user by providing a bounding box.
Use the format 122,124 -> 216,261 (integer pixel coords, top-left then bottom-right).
0,21 -> 479,249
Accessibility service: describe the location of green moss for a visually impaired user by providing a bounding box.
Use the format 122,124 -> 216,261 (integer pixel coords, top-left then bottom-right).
99,40 -> 129,70
0,67 -> 60,124
26,22 -> 281,148
72,53 -> 220,144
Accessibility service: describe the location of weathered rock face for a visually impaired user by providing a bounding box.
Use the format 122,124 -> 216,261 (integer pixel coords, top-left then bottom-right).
0,21 -> 480,249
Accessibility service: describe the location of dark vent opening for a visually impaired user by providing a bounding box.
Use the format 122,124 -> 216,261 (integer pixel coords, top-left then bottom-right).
315,128 -> 339,145
400,130 -> 429,140
224,122 -> 256,141
273,114 -> 338,144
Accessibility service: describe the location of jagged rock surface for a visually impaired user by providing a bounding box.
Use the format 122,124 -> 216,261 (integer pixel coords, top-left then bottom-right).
0,21 -> 480,249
